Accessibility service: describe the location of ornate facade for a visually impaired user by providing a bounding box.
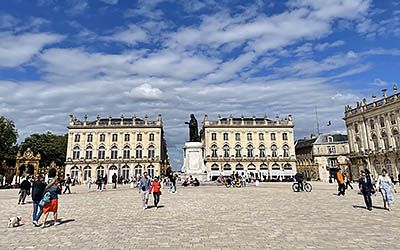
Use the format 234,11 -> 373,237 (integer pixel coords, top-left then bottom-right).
296,134 -> 349,182
344,85 -> 400,180
65,114 -> 169,183
202,115 -> 297,181
15,148 -> 41,182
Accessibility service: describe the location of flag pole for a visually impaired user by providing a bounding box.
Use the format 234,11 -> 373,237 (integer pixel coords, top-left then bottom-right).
315,106 -> 320,135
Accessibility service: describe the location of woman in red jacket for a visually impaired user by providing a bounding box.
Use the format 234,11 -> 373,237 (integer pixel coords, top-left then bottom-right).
150,177 -> 162,209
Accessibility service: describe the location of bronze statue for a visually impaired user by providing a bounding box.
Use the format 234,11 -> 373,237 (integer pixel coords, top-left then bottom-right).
185,114 -> 200,142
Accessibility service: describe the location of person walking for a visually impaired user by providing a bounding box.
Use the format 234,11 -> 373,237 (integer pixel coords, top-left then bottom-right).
31,174 -> 46,226
345,169 -> 353,190
112,173 -> 117,189
377,169 -> 396,210
139,172 -> 151,210
18,177 -> 31,205
150,177 -> 162,209
359,169 -> 375,211
63,174 -> 72,194
337,170 -> 346,196
103,175 -> 107,190
41,178 -> 62,228
96,176 -> 103,192
86,176 -> 92,192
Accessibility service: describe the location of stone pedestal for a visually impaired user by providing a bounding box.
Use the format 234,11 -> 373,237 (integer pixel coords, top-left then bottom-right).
181,142 -> 207,181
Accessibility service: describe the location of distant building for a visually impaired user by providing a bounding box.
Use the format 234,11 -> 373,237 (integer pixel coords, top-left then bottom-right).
202,115 -> 297,181
344,85 -> 400,180
65,114 -> 169,183
295,134 -> 349,182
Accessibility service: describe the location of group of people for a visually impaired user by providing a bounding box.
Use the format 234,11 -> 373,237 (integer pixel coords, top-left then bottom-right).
182,175 -> 200,187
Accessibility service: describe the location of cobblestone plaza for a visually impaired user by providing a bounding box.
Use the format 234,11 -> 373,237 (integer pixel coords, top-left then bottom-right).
1,182 -> 400,249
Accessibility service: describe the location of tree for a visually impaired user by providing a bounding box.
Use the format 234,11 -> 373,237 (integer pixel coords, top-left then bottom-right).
0,116 -> 18,165
20,132 -> 67,168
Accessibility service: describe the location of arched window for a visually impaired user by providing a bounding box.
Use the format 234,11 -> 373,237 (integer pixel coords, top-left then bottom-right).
122,165 -> 130,180
247,164 -> 256,171
382,132 -> 389,150
372,134 -> 379,150
259,145 -> 266,158
283,145 -> 290,158
236,163 -> 244,171
111,146 -> 118,159
147,165 -> 155,178
247,144 -> 254,157
393,130 -> 400,148
390,113 -> 397,125
283,164 -> 292,170
83,166 -> 92,181
71,166 -> 79,179
282,133 -> 288,141
136,145 -> 142,158
384,159 -> 393,175
73,146 -> 80,160
85,146 -> 93,159
87,134 -> 93,142
272,164 -> 280,170
223,164 -> 231,171
235,145 -> 242,157
148,145 -> 155,158
211,145 -> 217,157
123,146 -> 130,159
74,134 -> 80,142
98,146 -> 105,159
211,164 -> 219,171
271,145 -> 278,157
96,166 -> 105,178
223,145 -> 230,157
260,164 -> 268,170
99,134 -> 105,142
134,165 -> 142,177
374,160 -> 381,174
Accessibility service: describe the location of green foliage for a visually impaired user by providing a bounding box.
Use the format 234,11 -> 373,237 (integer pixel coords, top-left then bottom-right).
20,132 -> 68,168
0,116 -> 18,164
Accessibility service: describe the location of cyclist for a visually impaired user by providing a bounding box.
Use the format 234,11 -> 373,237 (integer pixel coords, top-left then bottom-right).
294,172 -> 305,191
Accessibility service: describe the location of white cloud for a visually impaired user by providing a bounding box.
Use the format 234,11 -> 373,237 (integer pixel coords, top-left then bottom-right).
125,83 -> 163,100
103,25 -> 148,45
315,40 -> 345,51
100,0 -> 119,5
0,32 -> 63,68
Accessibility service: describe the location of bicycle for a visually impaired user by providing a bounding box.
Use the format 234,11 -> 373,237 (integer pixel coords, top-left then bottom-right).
292,181 -> 312,192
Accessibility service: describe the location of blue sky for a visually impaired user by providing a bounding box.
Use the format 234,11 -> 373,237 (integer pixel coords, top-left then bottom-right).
1,0 -> 400,169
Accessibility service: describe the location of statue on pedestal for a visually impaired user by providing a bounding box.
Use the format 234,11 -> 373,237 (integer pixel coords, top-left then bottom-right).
185,114 -> 200,142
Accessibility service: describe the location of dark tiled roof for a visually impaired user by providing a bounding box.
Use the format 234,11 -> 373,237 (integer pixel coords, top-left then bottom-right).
295,138 -> 317,149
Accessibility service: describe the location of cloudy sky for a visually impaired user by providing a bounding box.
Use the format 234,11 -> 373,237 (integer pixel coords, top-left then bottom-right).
1,0 -> 399,169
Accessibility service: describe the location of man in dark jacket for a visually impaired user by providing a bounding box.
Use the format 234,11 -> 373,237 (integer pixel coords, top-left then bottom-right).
18,177 -> 31,205
359,169 -> 375,211
63,174 -> 72,194
31,174 -> 46,226
112,173 -> 117,189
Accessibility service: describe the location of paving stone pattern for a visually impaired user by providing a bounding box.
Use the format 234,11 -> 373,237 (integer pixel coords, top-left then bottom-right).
1,182 -> 400,249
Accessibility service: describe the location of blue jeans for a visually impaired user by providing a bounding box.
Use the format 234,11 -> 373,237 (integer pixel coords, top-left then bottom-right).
32,201 -> 43,222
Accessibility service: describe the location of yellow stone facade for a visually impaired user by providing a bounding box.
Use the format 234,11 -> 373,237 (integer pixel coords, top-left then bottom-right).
344,85 -> 400,180
202,115 -> 297,181
65,114 -> 169,183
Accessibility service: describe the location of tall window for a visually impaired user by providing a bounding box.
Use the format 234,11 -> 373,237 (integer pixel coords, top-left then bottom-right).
370,119 -> 375,130
85,146 -> 93,159
259,133 -> 264,140
382,132 -> 389,150
372,134 -> 379,150
283,145 -> 290,157
385,159 -> 393,175
223,133 -> 229,141
83,166 -> 92,181
327,146 -> 336,154
87,134 -> 93,142
271,133 -> 276,141
97,166 -> 105,178
136,145 -> 143,158
390,113 -> 397,125
235,145 -> 242,157
271,145 -> 278,157
223,145 -> 230,157
149,133 -> 154,141
123,146 -> 130,159
259,145 -> 266,158
74,134 -> 80,142
354,123 -> 359,133
235,133 -> 240,141
211,133 -> 217,141
393,130 -> 400,148
282,133 -> 288,141
73,146 -> 80,160
247,144 -> 254,157
147,165 -> 155,178
111,146 -> 118,159
247,133 -> 252,141
124,134 -> 130,142
356,137 -> 362,152
99,134 -> 105,142
211,145 -> 217,157
98,146 -> 105,159
137,133 -> 142,141
112,134 -> 118,142
380,117 -> 385,128
148,145 -> 155,158
122,165 -> 129,180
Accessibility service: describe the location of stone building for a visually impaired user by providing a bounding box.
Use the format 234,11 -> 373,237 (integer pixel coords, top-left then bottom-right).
344,85 -> 400,180
65,114 -> 169,183
295,134 -> 349,182
202,115 -> 297,181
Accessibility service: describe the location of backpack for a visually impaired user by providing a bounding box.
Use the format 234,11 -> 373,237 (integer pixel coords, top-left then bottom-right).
39,192 -> 51,207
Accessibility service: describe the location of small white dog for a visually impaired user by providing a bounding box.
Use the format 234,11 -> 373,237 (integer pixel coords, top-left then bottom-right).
8,216 -> 21,228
